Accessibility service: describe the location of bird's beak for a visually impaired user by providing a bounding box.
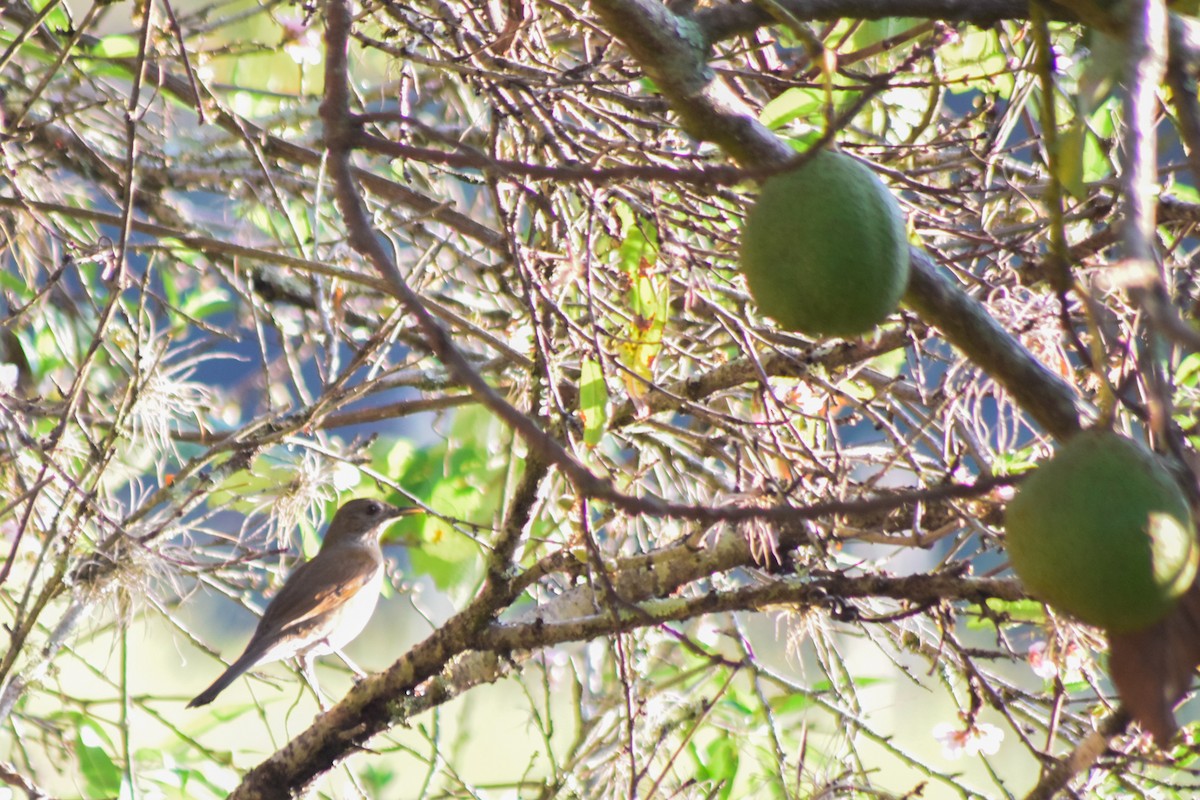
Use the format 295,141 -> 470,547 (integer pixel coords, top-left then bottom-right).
390,505 -> 423,519
380,505 -> 422,546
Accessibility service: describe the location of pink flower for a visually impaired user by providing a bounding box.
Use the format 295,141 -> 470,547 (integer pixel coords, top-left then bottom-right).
1028,639 -> 1087,682
280,16 -> 321,66
1028,641 -> 1057,679
933,721 -> 1003,759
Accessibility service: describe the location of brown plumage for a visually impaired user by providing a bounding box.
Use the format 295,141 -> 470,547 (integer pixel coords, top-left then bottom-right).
187,499 -> 415,708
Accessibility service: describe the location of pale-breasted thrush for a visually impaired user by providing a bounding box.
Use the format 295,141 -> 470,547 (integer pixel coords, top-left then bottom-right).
187,498 -> 415,708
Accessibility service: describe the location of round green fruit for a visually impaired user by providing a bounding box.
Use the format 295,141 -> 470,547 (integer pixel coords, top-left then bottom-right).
1005,430 -> 1198,632
739,149 -> 909,337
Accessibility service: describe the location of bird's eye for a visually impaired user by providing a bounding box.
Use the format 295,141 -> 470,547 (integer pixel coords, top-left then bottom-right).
365,502 -> 380,515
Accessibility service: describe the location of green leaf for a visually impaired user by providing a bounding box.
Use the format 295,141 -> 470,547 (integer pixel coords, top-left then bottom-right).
0,30 -> 54,64
75,719 -> 122,798
868,347 -> 907,378
966,598 -> 1046,628
848,18 -> 921,50
810,676 -> 885,692
770,693 -> 816,715
991,442 -> 1041,474
941,29 -> 1011,97
181,287 -> 233,320
163,238 -> 207,270
386,408 -> 506,595
694,734 -> 739,800
31,0 -> 72,38
360,763 -> 398,794
759,88 -> 823,130
49,202 -> 101,243
579,357 -> 608,448
93,34 -> 138,58
0,265 -> 31,296
1078,30 -> 1123,112
1054,119 -> 1087,200
612,204 -> 668,399
615,203 -> 659,274
1177,353 -> 1200,389
207,459 -> 294,514
37,310 -> 76,370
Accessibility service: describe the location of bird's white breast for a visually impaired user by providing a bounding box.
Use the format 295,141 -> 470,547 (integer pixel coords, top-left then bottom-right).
305,565 -> 384,657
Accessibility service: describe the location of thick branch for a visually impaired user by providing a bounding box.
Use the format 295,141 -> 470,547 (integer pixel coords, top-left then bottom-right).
696,1 -> 1053,44
904,251 -> 1084,439
477,572 -> 1022,651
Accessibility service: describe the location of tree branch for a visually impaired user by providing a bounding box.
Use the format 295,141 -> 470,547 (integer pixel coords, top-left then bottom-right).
592,0 -> 1084,439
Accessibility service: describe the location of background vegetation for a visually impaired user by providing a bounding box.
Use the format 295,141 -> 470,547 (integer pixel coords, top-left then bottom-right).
1,0 -> 1198,797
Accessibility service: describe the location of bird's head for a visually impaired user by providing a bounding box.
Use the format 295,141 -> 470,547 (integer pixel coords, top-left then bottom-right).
321,498 -> 419,549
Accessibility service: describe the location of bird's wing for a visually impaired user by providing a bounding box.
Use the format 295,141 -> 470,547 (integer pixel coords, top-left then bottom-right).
248,548 -> 382,644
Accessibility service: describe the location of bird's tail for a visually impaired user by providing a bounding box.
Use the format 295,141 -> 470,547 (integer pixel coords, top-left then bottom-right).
186,651 -> 257,708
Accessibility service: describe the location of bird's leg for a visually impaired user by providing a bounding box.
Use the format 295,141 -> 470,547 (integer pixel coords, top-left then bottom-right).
298,656 -> 329,711
335,649 -> 368,681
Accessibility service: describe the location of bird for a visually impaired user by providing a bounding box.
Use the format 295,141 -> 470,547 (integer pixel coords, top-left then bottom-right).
187,498 -> 417,708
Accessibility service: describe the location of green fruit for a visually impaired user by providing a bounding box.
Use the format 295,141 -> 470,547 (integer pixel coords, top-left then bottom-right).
1005,430 -> 1198,632
739,149 -> 909,337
